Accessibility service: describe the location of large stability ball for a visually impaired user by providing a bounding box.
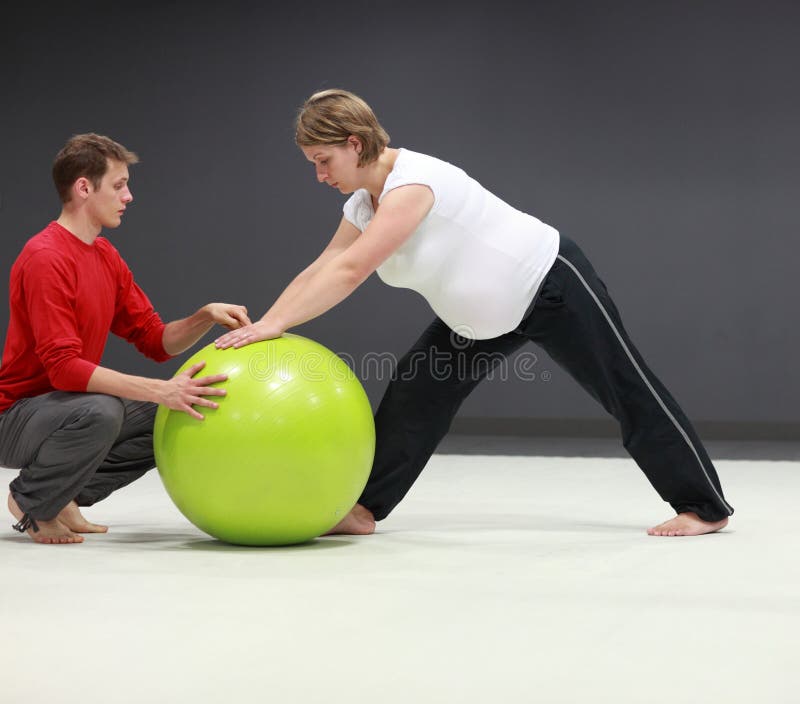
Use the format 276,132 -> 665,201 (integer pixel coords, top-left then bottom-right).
153,334 -> 375,546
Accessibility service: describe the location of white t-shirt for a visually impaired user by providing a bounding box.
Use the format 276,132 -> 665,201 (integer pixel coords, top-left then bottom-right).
342,148 -> 559,340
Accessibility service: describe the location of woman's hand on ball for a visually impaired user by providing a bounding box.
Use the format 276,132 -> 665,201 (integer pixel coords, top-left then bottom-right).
161,361 -> 228,420
214,320 -> 283,349
203,303 -> 252,330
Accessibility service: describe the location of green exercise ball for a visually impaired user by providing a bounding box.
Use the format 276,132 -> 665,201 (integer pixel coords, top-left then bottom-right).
153,334 -> 375,546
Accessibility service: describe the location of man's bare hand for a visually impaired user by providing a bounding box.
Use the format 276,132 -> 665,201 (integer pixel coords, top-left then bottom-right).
203,303 -> 251,330
159,361 -> 227,420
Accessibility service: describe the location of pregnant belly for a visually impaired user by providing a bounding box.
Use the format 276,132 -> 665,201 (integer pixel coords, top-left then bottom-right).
425,277 -> 532,340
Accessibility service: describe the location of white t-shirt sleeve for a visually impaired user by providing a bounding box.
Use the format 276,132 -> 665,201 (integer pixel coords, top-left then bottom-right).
342,192 -> 362,230
379,150 -> 439,210
342,189 -> 376,232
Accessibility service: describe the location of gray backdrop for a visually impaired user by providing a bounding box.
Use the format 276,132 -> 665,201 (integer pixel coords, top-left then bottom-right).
1,0 -> 797,439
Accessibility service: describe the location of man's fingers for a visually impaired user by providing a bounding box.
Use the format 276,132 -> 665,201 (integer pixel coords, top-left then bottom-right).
183,361 -> 207,377
214,305 -> 251,330
194,374 -> 228,387
194,386 -> 227,397
179,395 -> 219,419
184,405 -> 205,421
231,308 -> 252,327
191,396 -> 220,409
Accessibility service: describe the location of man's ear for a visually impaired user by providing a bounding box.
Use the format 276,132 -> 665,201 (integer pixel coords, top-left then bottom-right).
73,176 -> 92,200
347,135 -> 363,154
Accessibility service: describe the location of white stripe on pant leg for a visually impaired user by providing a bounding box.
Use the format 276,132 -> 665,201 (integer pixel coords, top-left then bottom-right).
557,254 -> 734,516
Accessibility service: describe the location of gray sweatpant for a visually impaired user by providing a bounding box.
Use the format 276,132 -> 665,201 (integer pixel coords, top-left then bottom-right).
0,392 -> 157,522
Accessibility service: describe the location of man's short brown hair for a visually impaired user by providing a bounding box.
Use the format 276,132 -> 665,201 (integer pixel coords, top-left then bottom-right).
52,133 -> 139,203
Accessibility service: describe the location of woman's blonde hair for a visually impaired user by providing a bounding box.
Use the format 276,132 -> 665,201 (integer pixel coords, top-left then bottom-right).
295,89 -> 390,166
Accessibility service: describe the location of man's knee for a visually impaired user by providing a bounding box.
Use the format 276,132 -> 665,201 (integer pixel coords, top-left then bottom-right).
123,400 -> 158,434
76,394 -> 126,440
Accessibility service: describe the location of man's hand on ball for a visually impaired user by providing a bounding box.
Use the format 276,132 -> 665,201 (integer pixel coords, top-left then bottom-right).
203,303 -> 252,330
214,320 -> 283,349
161,361 -> 228,420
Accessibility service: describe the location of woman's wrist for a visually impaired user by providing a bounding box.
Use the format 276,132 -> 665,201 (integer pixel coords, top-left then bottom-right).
258,313 -> 287,336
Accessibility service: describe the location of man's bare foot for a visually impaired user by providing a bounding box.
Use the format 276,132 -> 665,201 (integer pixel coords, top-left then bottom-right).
56,501 -> 108,533
325,503 -> 376,536
647,511 -> 729,537
7,493 -> 84,544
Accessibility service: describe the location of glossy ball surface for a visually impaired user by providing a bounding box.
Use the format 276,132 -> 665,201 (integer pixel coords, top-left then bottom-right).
154,335 -> 375,545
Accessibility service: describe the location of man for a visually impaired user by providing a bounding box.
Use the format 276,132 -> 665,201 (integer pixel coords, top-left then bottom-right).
0,133 -> 251,545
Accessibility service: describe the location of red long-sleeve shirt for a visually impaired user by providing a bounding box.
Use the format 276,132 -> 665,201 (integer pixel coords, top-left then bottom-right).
0,222 -> 171,413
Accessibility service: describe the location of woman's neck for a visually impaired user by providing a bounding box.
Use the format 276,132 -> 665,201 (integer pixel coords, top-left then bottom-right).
363,148 -> 400,204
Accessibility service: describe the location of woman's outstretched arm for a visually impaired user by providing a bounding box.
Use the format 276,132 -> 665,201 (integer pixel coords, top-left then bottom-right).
215,185 -> 433,348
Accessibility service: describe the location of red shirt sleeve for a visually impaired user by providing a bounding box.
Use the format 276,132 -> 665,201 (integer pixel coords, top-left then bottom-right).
23,250 -> 98,391
110,254 -> 172,362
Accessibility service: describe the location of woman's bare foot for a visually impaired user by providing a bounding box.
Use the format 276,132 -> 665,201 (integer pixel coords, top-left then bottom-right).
7,493 -> 84,544
56,501 -> 108,533
325,503 -> 376,536
647,511 -> 729,537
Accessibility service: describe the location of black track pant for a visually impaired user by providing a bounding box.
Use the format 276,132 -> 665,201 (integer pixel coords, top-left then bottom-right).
359,236 -> 734,523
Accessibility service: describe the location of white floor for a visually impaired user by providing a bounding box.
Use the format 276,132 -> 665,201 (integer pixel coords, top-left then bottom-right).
2,454 -> 798,704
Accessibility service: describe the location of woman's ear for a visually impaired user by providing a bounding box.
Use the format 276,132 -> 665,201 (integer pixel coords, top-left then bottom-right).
348,135 -> 363,154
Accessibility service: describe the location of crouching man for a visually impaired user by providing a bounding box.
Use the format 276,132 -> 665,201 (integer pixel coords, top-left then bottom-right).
0,133 -> 250,544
